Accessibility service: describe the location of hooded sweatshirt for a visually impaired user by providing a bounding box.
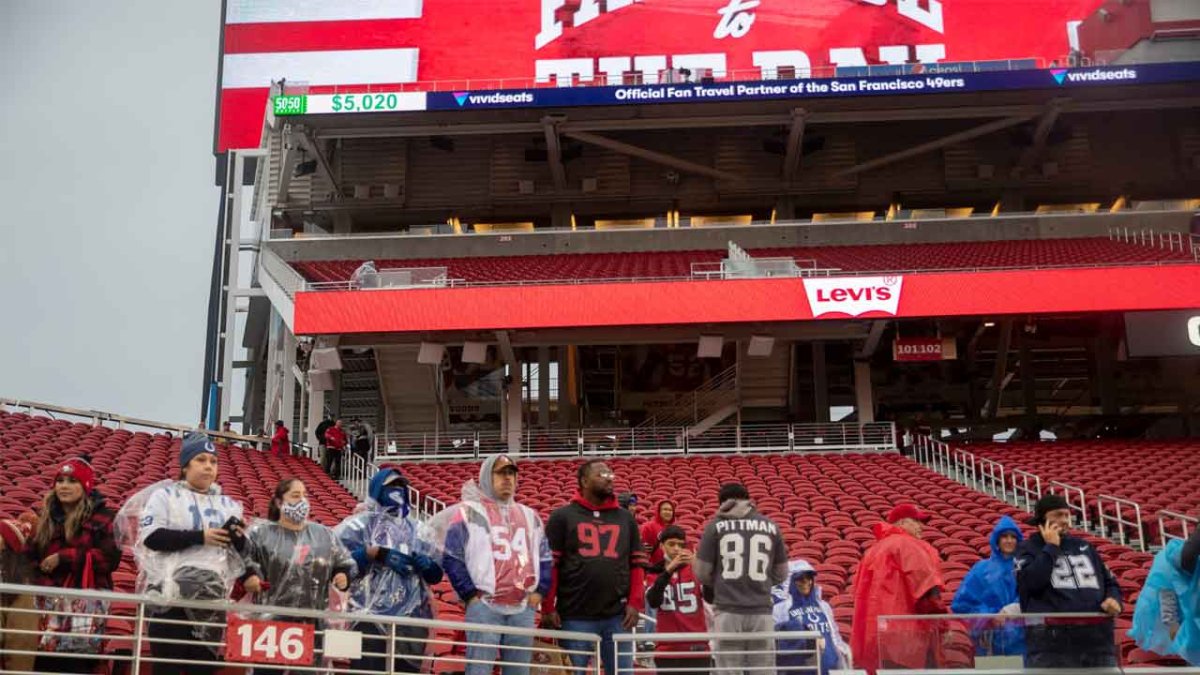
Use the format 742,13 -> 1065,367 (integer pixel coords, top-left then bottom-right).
694,499 -> 788,614
641,499 -> 676,566
774,560 -> 850,674
543,490 -> 647,620
334,468 -> 442,617
951,516 -> 1024,656
440,455 -> 553,611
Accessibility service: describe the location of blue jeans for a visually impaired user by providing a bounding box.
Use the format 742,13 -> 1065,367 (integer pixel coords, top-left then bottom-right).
465,601 -> 536,675
560,615 -> 632,675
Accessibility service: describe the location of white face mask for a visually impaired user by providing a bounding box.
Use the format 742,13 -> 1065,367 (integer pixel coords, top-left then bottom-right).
281,498 -> 310,524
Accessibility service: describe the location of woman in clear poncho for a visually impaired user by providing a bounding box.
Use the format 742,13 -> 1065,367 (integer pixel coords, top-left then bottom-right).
240,478 -> 356,672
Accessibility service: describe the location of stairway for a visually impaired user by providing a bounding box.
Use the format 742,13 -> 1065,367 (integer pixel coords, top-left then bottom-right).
338,349 -> 383,431
738,343 -> 791,410
375,345 -> 443,432
637,364 -> 739,431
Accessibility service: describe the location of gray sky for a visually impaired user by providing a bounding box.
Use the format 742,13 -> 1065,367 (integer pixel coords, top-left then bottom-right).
1,1 -> 222,425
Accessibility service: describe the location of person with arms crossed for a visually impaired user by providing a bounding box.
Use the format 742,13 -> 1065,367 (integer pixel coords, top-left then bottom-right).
694,482 -> 788,675
1016,494 -> 1122,668
542,460 -> 648,675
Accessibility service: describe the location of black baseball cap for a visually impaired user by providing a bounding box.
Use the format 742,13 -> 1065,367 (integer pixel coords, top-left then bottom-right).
493,455 -> 519,474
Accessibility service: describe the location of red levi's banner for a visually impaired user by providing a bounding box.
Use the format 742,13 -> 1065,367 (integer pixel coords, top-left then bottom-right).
217,0 -> 1105,150
893,337 -> 945,361
292,264 -> 1200,335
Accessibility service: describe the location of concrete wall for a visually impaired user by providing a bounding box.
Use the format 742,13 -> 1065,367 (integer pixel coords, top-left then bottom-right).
268,210 -> 1195,263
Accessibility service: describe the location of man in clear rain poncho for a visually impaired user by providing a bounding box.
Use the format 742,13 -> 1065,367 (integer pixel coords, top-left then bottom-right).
423,454 -> 553,675
334,467 -> 443,673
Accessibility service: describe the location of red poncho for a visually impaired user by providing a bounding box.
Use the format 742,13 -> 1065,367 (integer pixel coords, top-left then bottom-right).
850,522 -> 946,673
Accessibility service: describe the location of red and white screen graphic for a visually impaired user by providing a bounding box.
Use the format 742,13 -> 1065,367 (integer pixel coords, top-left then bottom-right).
218,0 -> 1104,151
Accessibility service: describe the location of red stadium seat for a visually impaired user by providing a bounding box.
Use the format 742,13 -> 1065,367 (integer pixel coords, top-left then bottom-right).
291,238 -> 1191,286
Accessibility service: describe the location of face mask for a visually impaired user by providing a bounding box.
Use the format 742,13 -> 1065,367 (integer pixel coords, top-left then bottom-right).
381,486 -> 409,515
282,498 -> 310,524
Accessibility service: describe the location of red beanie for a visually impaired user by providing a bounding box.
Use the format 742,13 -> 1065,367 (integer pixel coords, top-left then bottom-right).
58,458 -> 96,494
0,511 -> 37,554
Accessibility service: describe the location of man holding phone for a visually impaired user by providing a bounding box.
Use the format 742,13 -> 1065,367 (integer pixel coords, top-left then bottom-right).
1015,494 -> 1123,668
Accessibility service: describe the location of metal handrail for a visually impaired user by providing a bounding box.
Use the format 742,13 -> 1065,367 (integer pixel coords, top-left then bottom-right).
1159,509 -> 1200,543
638,364 -> 739,430
0,397 -> 271,449
272,208 -> 1197,243
1010,468 -> 1043,513
1110,226 -> 1200,262
1047,480 -> 1090,531
0,582 -> 604,675
1095,493 -> 1146,552
373,421 -> 896,463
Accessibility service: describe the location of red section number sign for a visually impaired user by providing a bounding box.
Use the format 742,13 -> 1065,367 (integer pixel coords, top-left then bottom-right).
226,616 -> 315,666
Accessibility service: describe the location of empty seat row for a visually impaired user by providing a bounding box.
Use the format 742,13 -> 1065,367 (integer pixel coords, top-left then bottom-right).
292,238 -> 1193,285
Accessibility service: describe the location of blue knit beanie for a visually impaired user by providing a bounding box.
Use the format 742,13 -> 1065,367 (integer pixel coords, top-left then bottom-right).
180,433 -> 217,468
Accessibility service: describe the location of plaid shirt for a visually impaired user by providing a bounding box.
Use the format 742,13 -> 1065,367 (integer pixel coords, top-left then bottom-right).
27,502 -> 120,590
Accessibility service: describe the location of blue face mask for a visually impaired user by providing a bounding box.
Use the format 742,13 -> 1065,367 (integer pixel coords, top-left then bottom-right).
381,486 -> 409,515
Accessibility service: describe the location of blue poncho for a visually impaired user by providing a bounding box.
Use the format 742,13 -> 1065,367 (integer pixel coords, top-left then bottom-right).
950,516 -> 1024,656
1129,539 -> 1200,665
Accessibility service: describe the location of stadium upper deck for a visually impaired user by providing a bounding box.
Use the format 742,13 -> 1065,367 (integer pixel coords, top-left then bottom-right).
209,1 -> 1200,443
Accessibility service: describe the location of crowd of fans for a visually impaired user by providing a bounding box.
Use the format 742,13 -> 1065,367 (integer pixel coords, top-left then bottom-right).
0,433 -> 1197,674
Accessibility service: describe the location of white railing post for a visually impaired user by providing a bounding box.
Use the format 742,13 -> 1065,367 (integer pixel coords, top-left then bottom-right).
1159,510 -> 1199,544
1049,481 -> 1089,531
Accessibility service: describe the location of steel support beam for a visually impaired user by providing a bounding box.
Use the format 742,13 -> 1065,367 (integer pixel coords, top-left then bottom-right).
277,128 -> 300,204
783,108 -> 808,182
296,129 -> 343,198
1010,98 -> 1068,180
856,320 -> 889,359
316,98 -> 1200,141
985,320 -> 1014,419
542,116 -> 568,192
563,129 -> 739,182
837,114 -> 1037,178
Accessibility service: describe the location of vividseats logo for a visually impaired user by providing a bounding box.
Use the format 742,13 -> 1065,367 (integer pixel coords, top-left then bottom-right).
1051,67 -> 1137,85
803,275 -> 903,318
452,91 -> 535,107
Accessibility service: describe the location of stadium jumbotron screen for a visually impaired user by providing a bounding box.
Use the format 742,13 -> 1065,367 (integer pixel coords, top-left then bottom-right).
219,0 -> 1132,151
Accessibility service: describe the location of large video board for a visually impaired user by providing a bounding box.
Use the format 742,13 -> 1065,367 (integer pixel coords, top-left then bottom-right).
218,0 -> 1110,151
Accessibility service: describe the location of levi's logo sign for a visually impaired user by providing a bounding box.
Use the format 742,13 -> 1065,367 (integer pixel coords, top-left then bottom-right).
803,276 -> 903,317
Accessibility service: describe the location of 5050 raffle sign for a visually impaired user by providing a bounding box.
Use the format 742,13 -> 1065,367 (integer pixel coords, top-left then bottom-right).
217,0 -> 1106,150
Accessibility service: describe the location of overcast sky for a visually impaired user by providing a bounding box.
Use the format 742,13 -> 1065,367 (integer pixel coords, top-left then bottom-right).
1,1 -> 222,425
